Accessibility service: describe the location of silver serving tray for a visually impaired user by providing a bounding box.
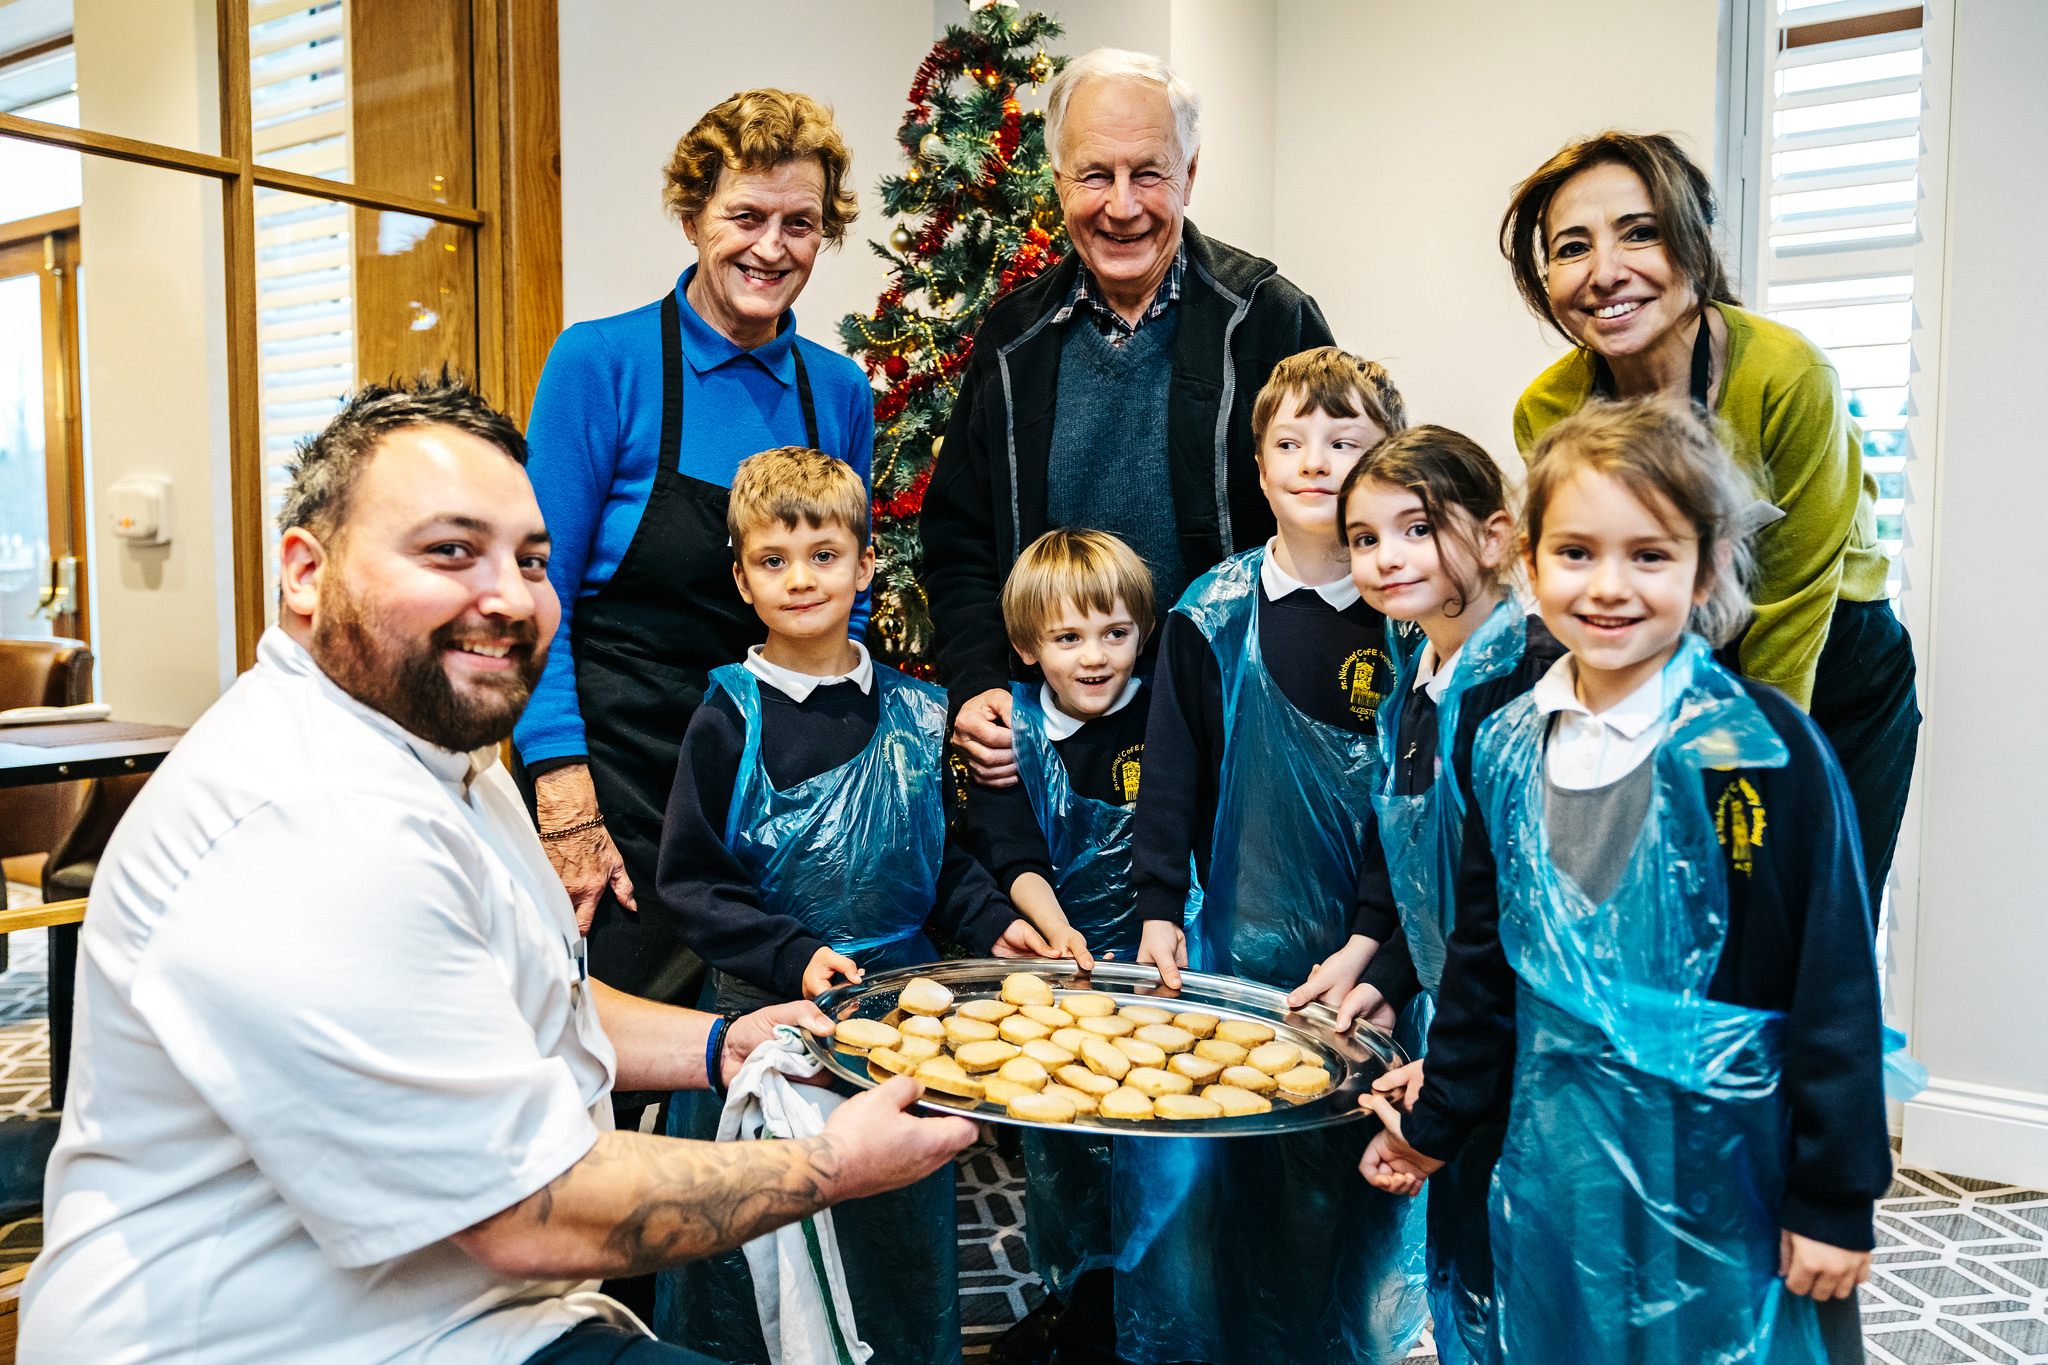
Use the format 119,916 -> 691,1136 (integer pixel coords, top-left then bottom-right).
804,958 -> 1406,1138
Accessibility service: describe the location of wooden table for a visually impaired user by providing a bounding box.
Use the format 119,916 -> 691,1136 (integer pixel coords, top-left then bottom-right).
0,720 -> 184,789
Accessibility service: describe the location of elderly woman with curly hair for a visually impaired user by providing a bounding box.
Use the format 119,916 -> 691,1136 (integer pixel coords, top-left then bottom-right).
515,90 -> 874,1039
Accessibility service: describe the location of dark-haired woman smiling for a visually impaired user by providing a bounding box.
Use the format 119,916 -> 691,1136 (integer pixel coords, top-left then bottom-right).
1503,131 -> 1918,907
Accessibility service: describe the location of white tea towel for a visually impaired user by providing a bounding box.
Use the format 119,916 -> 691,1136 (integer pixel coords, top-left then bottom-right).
717,1025 -> 872,1365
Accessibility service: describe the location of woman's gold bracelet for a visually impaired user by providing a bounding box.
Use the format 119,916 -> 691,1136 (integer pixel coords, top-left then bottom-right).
539,814 -> 607,841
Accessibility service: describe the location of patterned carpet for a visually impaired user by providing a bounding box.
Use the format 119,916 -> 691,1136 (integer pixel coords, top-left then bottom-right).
2,906 -> 2043,1360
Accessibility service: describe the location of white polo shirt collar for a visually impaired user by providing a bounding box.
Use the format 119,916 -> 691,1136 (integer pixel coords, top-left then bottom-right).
1039,675 -> 1142,742
745,639 -> 875,703
1260,539 -> 1361,610
1532,653 -> 1668,790
1411,640 -> 1466,704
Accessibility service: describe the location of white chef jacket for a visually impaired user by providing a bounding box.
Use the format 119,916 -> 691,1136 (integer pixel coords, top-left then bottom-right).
22,629 -> 636,1364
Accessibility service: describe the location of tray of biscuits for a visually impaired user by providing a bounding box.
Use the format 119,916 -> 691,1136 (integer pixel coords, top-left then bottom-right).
804,959 -> 1406,1137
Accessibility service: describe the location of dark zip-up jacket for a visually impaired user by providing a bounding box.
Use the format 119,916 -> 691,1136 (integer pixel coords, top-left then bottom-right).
920,222 -> 1336,709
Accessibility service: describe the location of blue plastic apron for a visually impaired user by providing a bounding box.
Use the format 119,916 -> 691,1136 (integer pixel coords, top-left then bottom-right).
1010,681 -> 1146,960
1472,635 -> 1828,1364
720,661 -> 947,966
1370,598 -> 1527,1364
657,660 -> 958,1365
1110,549 -> 1428,1365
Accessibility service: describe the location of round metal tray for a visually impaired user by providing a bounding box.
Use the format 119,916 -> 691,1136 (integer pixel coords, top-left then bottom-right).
804,958 -> 1406,1137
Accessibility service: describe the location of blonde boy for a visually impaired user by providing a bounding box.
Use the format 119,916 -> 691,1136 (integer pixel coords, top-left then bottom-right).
656,447 -> 1046,1365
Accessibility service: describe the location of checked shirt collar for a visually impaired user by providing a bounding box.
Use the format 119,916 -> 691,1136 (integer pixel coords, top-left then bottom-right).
1051,240 -> 1186,346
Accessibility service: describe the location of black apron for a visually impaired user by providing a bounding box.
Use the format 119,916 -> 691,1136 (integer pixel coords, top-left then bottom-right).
571,292 -> 821,1007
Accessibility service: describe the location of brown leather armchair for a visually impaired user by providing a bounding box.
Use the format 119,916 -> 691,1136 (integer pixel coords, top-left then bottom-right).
0,637 -> 95,865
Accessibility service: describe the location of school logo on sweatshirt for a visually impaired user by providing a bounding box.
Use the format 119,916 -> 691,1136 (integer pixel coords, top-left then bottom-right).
1339,647 -> 1392,723
1113,744 -> 1144,805
1713,778 -> 1767,876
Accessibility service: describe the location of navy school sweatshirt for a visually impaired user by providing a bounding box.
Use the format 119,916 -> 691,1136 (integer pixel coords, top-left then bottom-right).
1405,676 -> 1893,1252
966,686 -> 1154,894
1131,582 -> 1390,926
656,676 -> 1018,1002
1353,616 -> 1568,1010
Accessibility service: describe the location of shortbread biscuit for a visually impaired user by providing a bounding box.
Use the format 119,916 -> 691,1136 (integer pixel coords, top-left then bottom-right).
945,1015 -> 1001,1045
997,1056 -> 1050,1090
998,1015 -> 1053,1045
1002,973 -> 1056,1007
959,999 -> 1018,1023
1173,1012 -> 1220,1039
1110,1036 -> 1167,1069
1020,1003 -> 1075,1029
1119,1004 -> 1174,1027
1220,1065 -> 1278,1095
865,1047 -> 914,1078
982,1075 -> 1032,1105
896,1035 -> 944,1063
1055,1064 -> 1119,1096
1043,1082 -> 1099,1115
899,1014 -> 948,1041
1078,1014 -> 1136,1039
1008,1090 -> 1078,1124
1154,1093 -> 1224,1121
1276,1065 -> 1332,1097
1097,1087 -> 1155,1120
1125,1066 -> 1194,1098
1061,992 -> 1118,1018
1136,1023 -> 1196,1054
956,1039 -> 1021,1073
1215,1019 -> 1276,1048
1202,1084 -> 1273,1116
1193,1039 -> 1248,1066
834,1018 -> 901,1054
1081,1038 -> 1132,1081
1022,1038 -> 1076,1068
915,1057 -> 984,1099
899,978 -> 954,1016
1168,1053 -> 1224,1085
1050,1027 -> 1093,1054
1248,1042 -> 1303,1075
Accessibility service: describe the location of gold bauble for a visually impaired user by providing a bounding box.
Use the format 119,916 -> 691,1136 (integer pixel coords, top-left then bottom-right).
889,223 -> 915,252
919,132 -> 946,159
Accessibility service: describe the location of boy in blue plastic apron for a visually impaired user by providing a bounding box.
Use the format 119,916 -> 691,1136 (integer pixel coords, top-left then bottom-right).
650,446 -> 1052,1365
1362,398 -> 1892,1364
1120,349 -> 1429,1365
1288,425 -> 1564,1364
965,527 -> 1160,1359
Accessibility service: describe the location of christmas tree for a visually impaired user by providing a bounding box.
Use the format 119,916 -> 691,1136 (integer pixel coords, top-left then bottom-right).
840,0 -> 1069,676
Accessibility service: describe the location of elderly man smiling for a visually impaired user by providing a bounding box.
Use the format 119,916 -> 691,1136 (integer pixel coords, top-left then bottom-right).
21,379 -> 973,1365
922,47 -> 1336,786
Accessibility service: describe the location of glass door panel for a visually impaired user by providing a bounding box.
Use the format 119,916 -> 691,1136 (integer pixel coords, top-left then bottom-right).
0,264 -> 50,638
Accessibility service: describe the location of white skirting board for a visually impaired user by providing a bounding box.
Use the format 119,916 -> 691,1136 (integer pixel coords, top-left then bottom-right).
1903,1075 -> 2048,1190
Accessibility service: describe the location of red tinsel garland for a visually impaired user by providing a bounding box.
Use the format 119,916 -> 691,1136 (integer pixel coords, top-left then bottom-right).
913,204 -> 957,257
873,464 -> 935,522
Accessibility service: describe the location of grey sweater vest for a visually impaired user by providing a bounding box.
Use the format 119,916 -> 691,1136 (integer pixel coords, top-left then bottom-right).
1046,312 -> 1189,606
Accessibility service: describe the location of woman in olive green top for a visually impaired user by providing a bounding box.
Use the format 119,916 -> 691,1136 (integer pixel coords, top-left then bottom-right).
1500,131 -> 1918,904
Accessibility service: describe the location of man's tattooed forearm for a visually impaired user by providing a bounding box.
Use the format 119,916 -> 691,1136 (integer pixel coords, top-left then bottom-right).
567,1130 -> 844,1276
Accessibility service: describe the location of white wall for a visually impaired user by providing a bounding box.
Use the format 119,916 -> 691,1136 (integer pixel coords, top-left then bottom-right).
1272,0 -> 1720,464
74,0 -> 231,726
558,0 -> 932,341
1901,0 -> 2048,1189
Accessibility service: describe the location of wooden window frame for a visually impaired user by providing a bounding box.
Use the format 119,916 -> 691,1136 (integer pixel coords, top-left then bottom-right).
0,0 -> 561,672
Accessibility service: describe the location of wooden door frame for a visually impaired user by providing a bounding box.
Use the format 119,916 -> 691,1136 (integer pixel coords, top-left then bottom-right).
0,213 -> 86,642
0,0 -> 562,672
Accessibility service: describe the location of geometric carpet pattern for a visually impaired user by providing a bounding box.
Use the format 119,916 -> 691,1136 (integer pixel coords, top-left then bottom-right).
952,1150 -> 2048,1363
1862,1168 -> 2048,1364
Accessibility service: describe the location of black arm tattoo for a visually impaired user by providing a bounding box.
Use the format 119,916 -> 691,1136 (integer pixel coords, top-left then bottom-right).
479,1129 -> 847,1277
